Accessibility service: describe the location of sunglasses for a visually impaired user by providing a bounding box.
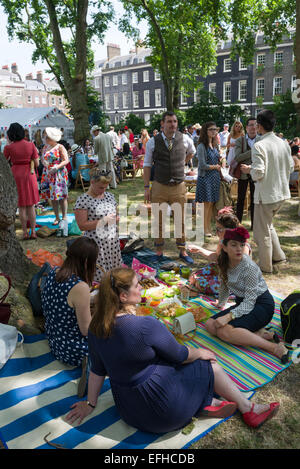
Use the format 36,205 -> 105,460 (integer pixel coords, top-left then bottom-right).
208,128 -> 218,131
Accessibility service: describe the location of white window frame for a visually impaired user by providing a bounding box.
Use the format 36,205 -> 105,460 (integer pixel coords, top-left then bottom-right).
257,54 -> 265,66
143,70 -> 149,82
208,82 -> 216,98
224,58 -> 231,72
154,71 -> 161,81
291,75 -> 297,92
133,90 -> 139,108
238,80 -> 247,101
155,88 -> 161,107
105,94 -> 110,110
274,51 -> 283,64
51,96 -> 55,105
132,72 -> 138,84
42,95 -> 47,104
122,73 -> 127,85
223,81 -> 231,102
6,90 -> 12,96
122,92 -> 128,108
144,113 -> 151,126
104,76 -> 110,87
35,96 -> 40,104
239,57 -> 247,70
181,90 -> 187,105
273,76 -> 283,96
27,95 -> 32,103
16,89 -> 22,97
113,93 -> 119,109
256,78 -> 265,97
144,89 -> 150,107
113,75 -> 118,86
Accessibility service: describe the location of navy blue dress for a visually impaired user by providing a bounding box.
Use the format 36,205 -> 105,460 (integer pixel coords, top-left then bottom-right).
88,315 -> 214,433
196,146 -> 221,203
42,268 -> 89,366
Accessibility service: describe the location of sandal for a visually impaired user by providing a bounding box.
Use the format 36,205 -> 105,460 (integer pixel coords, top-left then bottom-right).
201,401 -> 237,418
274,343 -> 289,364
52,219 -> 60,226
242,402 -> 280,428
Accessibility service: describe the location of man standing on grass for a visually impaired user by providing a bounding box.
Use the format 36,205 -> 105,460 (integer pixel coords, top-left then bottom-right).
143,111 -> 196,264
92,125 -> 117,189
241,110 -> 294,274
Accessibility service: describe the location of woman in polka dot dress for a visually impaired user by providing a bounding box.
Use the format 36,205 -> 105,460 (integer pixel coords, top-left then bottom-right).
74,168 -> 122,283
41,237 -> 98,367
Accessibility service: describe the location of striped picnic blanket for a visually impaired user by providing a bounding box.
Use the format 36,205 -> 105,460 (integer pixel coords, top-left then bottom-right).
0,334 -> 253,449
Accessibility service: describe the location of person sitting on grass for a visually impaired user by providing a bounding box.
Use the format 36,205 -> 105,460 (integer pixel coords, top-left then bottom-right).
204,227 -> 289,364
66,267 -> 280,431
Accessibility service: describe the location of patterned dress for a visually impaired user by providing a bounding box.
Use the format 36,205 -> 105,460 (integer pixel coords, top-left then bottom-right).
41,268 -> 88,366
74,192 -> 122,282
40,144 -> 68,201
195,146 -> 221,203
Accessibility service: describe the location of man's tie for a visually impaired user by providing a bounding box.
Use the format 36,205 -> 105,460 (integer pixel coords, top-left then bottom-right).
167,139 -> 173,151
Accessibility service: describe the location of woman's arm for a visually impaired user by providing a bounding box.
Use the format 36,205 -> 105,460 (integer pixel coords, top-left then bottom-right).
75,209 -> 99,232
57,144 -> 69,168
183,347 -> 217,364
68,281 -> 92,336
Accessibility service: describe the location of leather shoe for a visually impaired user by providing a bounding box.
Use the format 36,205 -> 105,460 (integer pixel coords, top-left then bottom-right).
242,402 -> 280,428
179,253 -> 194,265
201,401 -> 237,418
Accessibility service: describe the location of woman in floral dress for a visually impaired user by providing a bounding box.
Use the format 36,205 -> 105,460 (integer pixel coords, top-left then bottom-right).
40,127 -> 69,225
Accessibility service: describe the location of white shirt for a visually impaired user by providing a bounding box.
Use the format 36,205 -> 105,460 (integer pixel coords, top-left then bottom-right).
246,135 -> 256,148
219,130 -> 230,147
120,133 -> 128,148
107,130 -> 118,148
143,132 -> 196,168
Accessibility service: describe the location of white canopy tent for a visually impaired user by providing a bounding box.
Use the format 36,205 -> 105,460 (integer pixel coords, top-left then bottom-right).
0,107 -> 74,144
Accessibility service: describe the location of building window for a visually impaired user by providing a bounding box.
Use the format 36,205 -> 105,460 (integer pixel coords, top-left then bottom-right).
210,66 -> 217,74
42,96 -> 47,104
6,90 -> 12,96
58,97 -> 63,105
113,75 -> 118,86
223,82 -> 231,102
27,95 -> 32,103
143,70 -> 149,82
16,90 -> 22,97
114,93 -> 119,109
238,80 -> 247,101
155,88 -> 161,107
95,77 -> 100,88
138,57 -> 144,63
274,51 -> 283,64
122,92 -> 128,108
133,91 -> 139,108
224,58 -> 231,72
194,89 -> 200,103
104,76 -> 110,87
256,78 -> 265,97
51,97 -> 55,105
132,72 -> 138,83
239,57 -> 247,70
273,76 -> 283,96
181,90 -> 187,105
35,96 -> 40,104
291,75 -> 297,92
122,73 -> 127,85
208,82 -> 216,98
154,71 -> 161,81
144,90 -> 150,107
257,54 -> 265,66
144,113 -> 151,126
105,94 -> 110,110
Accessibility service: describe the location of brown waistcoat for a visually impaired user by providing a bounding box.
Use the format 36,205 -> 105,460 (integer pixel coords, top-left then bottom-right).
152,131 -> 186,184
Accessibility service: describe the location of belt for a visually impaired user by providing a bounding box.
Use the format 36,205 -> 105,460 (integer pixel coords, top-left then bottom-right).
165,180 -> 184,186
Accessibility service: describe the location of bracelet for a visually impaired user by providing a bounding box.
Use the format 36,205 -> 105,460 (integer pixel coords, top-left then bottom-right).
144,185 -> 150,189
86,401 -> 96,409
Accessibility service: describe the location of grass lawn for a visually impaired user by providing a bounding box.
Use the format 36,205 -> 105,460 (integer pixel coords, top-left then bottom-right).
15,174 -> 300,449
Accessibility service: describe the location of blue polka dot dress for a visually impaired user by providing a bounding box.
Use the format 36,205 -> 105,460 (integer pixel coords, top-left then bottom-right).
196,146 -> 221,203
41,268 -> 88,366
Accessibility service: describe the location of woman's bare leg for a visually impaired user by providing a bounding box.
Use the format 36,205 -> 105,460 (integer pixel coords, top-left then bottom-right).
51,200 -> 60,223
59,198 -> 68,220
27,205 -> 36,236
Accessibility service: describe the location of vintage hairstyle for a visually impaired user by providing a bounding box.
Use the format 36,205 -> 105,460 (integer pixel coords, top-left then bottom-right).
89,267 -> 136,338
230,121 -> 245,139
7,122 -> 25,142
216,209 -> 240,229
256,109 -> 276,132
217,228 -> 249,284
89,167 -> 112,184
55,236 -> 98,286
198,121 -> 218,148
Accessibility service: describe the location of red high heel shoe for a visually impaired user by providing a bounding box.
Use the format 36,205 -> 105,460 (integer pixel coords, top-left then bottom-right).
201,401 -> 237,418
242,402 -> 280,428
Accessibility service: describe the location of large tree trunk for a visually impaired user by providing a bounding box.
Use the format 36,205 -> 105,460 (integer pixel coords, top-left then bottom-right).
69,82 -> 91,143
0,154 -> 32,285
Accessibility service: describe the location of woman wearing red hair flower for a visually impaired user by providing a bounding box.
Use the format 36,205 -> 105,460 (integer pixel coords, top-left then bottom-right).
205,227 -> 289,364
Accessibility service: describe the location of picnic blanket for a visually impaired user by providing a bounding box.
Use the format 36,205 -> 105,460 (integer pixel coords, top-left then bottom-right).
0,334 -> 254,449
35,213 -> 76,229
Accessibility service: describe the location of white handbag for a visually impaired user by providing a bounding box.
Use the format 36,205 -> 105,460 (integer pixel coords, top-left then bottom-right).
173,312 -> 196,335
0,323 -> 24,370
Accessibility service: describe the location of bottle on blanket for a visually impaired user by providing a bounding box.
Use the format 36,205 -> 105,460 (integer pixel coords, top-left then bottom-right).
57,219 -> 68,237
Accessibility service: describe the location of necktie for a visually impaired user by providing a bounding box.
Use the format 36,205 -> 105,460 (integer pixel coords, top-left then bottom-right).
167,139 -> 173,151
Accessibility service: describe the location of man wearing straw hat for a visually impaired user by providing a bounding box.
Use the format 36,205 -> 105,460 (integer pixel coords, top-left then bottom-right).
91,125 -> 117,189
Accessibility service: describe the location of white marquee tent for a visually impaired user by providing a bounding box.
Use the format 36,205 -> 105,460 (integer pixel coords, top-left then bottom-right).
0,107 -> 74,143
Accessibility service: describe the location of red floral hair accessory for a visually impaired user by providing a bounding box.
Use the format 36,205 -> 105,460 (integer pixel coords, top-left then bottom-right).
217,206 -> 233,216
223,227 -> 250,242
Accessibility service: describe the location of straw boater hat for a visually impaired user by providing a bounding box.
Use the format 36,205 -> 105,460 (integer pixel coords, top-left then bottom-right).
71,143 -> 81,154
45,127 -> 62,142
91,125 -> 101,133
194,123 -> 201,129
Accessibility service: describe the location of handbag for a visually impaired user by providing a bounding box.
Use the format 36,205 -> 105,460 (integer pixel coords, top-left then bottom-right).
0,323 -> 24,370
0,273 -> 12,324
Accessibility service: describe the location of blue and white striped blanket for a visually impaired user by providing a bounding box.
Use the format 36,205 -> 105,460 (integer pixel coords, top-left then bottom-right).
0,334 -> 252,450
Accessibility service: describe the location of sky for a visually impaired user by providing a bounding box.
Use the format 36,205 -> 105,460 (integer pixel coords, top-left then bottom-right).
0,2 -> 148,80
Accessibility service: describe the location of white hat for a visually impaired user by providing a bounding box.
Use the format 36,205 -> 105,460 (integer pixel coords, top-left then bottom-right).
45,127 -> 62,142
91,125 -> 101,133
71,144 -> 81,153
194,123 -> 201,129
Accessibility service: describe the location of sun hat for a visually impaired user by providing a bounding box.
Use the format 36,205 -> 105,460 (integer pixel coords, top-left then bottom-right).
194,123 -> 201,129
45,127 -> 62,142
71,143 -> 81,154
91,125 -> 101,132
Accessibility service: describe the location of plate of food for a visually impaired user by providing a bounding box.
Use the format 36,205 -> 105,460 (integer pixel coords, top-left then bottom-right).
187,305 -> 211,322
136,305 -> 154,316
157,302 -> 187,318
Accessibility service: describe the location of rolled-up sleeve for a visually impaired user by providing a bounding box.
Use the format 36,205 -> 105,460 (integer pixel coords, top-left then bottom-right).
143,137 -> 155,167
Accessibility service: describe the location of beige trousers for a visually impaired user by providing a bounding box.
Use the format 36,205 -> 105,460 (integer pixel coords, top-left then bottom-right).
151,181 -> 187,250
253,201 -> 286,273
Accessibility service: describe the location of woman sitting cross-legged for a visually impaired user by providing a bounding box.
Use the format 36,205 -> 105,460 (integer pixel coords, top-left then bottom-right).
205,227 -> 289,364
42,237 -> 99,395
66,267 -> 280,430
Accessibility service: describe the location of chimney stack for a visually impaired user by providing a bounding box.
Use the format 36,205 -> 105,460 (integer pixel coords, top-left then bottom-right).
11,63 -> 18,74
26,73 -> 33,80
107,43 -> 121,60
2,65 -> 9,70
37,71 -> 43,82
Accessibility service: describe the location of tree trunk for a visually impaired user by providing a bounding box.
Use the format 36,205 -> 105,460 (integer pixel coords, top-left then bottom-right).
0,154 -> 32,285
69,82 -> 91,143
295,0 -> 300,133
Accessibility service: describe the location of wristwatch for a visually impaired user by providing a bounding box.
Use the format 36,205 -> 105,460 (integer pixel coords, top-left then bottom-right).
230,310 -> 236,320
87,401 -> 96,409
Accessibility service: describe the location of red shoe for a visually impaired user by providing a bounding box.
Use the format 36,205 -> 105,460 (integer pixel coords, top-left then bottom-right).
242,402 -> 280,428
201,401 -> 237,418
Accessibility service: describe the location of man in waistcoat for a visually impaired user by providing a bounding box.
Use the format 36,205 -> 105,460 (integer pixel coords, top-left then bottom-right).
143,111 -> 196,264
234,117 -> 258,229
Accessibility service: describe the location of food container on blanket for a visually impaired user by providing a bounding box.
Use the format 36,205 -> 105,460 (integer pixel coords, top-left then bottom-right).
132,258 -> 157,280
173,312 -> 196,335
156,296 -> 186,318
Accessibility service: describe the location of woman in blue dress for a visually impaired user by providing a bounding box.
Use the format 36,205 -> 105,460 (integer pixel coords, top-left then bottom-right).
196,122 -> 222,236
66,267 -> 280,430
